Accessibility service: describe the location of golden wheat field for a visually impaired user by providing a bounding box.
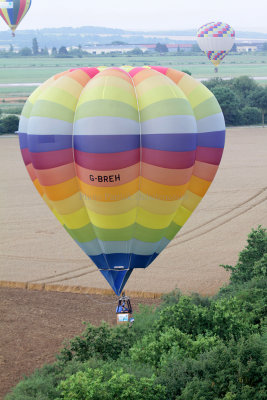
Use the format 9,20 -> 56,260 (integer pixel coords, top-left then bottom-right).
0,127 -> 266,296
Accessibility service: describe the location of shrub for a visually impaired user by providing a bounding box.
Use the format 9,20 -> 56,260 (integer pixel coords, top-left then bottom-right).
58,322 -> 135,363
57,368 -> 166,400
0,115 -> 19,134
240,106 -> 261,125
221,226 -> 267,284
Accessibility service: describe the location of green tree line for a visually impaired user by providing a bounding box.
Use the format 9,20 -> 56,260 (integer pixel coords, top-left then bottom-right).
5,226 -> 267,400
204,76 -> 267,126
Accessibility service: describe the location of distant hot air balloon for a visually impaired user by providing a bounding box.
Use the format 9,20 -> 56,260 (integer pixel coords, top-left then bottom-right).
18,66 -> 225,295
197,22 -> 235,72
0,0 -> 31,36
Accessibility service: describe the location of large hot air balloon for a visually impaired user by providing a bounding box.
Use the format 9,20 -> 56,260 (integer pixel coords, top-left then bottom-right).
0,0 -> 31,36
197,22 -> 235,72
18,66 -> 225,295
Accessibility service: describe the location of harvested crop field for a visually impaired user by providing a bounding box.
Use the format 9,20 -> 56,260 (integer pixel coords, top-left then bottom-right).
0,127 -> 267,296
0,287 -> 161,399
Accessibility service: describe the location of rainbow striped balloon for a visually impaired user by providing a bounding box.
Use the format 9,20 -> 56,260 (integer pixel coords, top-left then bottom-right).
0,0 -> 31,34
18,66 -> 225,295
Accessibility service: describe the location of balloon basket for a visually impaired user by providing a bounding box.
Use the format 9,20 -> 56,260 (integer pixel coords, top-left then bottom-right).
116,292 -> 133,325
116,312 -> 132,325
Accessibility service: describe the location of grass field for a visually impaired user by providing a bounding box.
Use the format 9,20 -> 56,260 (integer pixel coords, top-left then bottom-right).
0,53 -> 267,85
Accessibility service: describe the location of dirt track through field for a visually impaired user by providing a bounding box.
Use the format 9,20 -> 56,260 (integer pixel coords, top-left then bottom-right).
1,127 -> 267,296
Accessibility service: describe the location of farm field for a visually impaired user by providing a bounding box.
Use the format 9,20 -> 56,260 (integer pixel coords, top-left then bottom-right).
0,127 -> 267,296
0,54 -> 267,85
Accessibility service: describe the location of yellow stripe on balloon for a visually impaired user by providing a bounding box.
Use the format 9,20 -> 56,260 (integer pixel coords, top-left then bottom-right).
173,206 -> 192,226
86,207 -> 176,230
77,85 -> 138,110
136,207 -> 176,229
58,207 -> 91,230
177,74 -> 200,97
51,76 -> 85,99
187,84 -> 214,109
49,192 -> 85,215
137,85 -> 187,111
39,87 -> 78,112
180,191 -> 202,212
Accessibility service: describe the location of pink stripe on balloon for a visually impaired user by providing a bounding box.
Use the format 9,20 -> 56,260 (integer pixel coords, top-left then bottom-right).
142,148 -> 196,169
74,149 -> 140,170
16,0 -> 27,24
195,147 -> 223,165
128,67 -> 146,77
69,67 -> 100,78
150,66 -> 168,75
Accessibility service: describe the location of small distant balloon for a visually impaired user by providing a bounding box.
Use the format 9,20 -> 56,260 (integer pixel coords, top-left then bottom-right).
0,0 -> 32,36
197,22 -> 235,72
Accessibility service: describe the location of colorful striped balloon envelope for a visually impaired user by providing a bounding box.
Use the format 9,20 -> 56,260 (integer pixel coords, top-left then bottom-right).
18,66 -> 225,295
0,0 -> 31,35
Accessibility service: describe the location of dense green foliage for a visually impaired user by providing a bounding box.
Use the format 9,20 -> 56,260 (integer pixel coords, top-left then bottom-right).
5,227 -> 267,400
0,114 -> 19,134
204,76 -> 267,126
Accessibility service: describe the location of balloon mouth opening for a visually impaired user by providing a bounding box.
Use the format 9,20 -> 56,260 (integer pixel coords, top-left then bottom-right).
114,266 -> 126,270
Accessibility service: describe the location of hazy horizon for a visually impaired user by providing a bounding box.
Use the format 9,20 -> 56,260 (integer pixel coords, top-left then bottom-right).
0,0 -> 267,33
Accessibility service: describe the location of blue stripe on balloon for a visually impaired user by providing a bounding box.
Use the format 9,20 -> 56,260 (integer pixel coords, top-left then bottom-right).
90,253 -> 158,270
74,135 -> 140,153
197,130 -> 225,148
26,134 -> 73,152
18,132 -> 28,149
142,133 -> 197,151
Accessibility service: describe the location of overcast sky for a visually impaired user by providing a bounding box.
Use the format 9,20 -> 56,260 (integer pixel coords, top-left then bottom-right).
1,0 -> 267,33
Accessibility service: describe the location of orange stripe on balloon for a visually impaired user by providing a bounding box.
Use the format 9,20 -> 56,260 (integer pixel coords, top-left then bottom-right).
35,163 -> 76,186
54,71 -> 70,81
188,175 -> 211,197
75,163 -> 139,186
132,68 -> 159,85
33,179 -> 44,197
78,178 -> 139,202
67,69 -> 92,87
193,161 -> 218,182
44,177 -> 79,201
142,163 -> 193,186
166,69 -> 186,84
140,177 -> 189,201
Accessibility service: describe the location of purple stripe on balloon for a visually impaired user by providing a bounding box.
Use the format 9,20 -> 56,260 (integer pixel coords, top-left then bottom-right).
142,133 -> 197,151
27,134 -> 73,153
196,147 -> 224,165
19,132 -> 28,149
74,135 -> 140,153
197,130 -> 225,148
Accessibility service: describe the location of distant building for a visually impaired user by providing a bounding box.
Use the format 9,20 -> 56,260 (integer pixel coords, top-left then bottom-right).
235,42 -> 265,52
83,43 -> 193,54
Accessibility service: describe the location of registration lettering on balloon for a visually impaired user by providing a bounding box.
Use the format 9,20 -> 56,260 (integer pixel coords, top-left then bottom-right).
18,66 -> 225,295
89,174 -> 121,183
